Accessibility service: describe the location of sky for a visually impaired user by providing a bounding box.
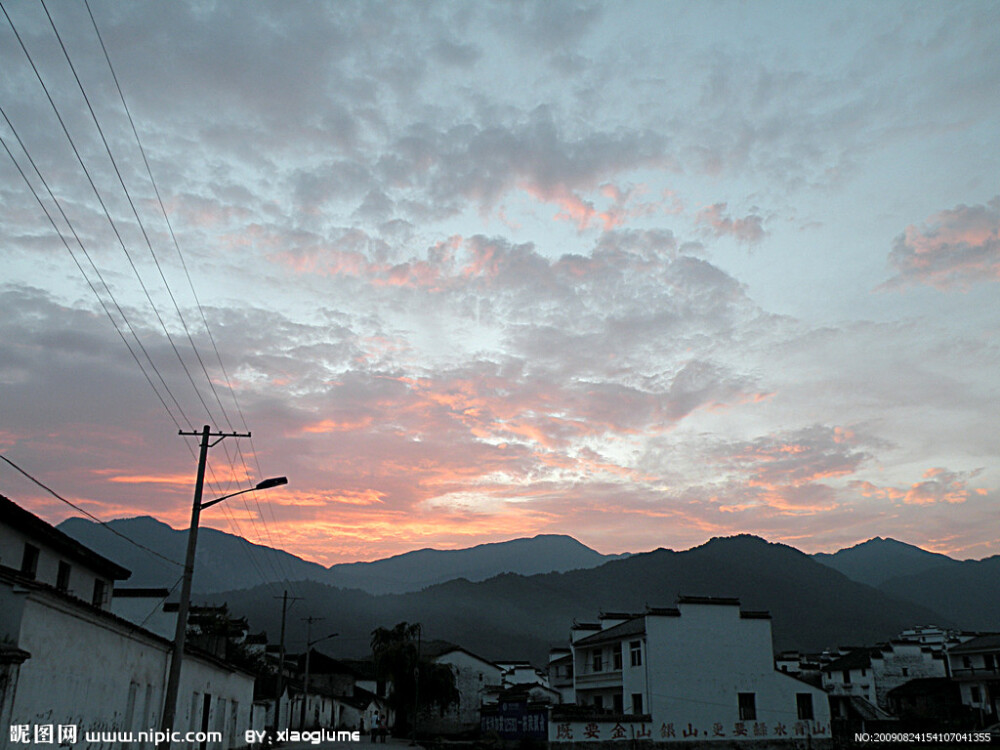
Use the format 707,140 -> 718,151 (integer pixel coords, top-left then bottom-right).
0,0 -> 997,567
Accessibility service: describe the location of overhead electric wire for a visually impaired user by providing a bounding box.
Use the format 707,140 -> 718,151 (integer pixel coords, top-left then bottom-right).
6,1 -> 304,597
0,111 -> 188,431
80,1 -> 306,595
35,0 -> 224,433
0,455 -> 183,569
85,0 -> 297,588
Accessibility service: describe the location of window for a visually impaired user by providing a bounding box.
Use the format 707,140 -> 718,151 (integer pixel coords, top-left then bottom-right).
57,561 -> 71,591
796,693 -> 814,720
613,649 -> 623,670
738,693 -> 756,721
963,656 -> 972,669
593,695 -> 603,711
632,693 -> 643,714
92,578 -> 107,607
630,640 -> 642,667
20,544 -> 40,579
901,667 -> 909,677
612,694 -> 623,714
592,651 -> 603,672
971,686 -> 982,703
860,668 -> 867,677
985,654 -> 996,670
842,669 -> 851,684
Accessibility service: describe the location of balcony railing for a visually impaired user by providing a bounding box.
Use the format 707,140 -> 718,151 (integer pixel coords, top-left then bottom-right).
950,666 -> 1000,680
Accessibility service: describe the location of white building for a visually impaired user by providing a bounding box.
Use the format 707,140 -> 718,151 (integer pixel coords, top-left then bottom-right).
0,495 -> 257,749
548,648 -> 574,703
822,640 -> 947,718
947,634 -> 1000,722
421,643 -> 502,736
553,597 -> 831,744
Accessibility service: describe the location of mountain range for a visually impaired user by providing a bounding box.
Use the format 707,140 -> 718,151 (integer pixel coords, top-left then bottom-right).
57,516 -> 624,594
59,517 -> 1000,662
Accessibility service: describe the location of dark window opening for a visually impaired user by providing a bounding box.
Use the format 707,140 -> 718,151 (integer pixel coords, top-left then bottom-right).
592,651 -> 602,672
632,693 -> 643,714
593,695 -> 604,711
796,693 -> 814,720
842,669 -> 851,684
612,694 -> 623,714
92,578 -> 107,607
613,650 -> 623,670
21,544 -> 40,579
57,561 -> 71,591
738,693 -> 756,721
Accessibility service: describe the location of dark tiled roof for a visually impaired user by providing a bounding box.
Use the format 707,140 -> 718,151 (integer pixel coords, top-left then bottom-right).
949,634 -> 1000,654
823,648 -> 878,673
424,640 -> 499,669
677,595 -> 741,606
740,610 -> 772,619
886,677 -> 954,697
574,616 -> 646,647
0,495 -> 131,580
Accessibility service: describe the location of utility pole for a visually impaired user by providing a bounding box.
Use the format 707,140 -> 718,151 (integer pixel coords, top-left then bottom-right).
411,623 -> 421,746
300,616 -> 323,729
274,590 -> 301,732
158,426 -> 251,749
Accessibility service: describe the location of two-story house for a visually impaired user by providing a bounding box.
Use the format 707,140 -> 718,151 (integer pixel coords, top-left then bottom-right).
553,596 -> 831,744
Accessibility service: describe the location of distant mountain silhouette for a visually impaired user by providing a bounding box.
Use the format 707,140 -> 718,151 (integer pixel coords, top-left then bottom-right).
325,534 -> 624,594
876,556 -> 1000,631
57,517 -> 623,594
812,536 -> 959,587
206,534 -> 949,664
57,515 -> 328,591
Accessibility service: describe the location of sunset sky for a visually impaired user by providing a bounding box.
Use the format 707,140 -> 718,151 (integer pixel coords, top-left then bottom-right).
1,1 -> 997,566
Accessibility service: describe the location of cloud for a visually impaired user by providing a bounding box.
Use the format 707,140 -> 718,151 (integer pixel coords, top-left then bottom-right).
852,467 -> 985,506
696,203 -> 767,244
884,197 -> 1000,288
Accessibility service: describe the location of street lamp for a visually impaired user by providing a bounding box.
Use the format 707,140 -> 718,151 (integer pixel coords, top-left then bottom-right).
200,476 -> 288,509
158,427 -> 288,750
300,631 -> 339,728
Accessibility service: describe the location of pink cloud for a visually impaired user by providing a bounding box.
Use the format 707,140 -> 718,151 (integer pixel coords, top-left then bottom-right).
850,467 -> 985,505
884,196 -> 1000,288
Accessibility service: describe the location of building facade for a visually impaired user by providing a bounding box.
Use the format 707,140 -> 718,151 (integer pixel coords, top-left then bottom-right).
554,597 -> 831,744
0,495 -> 256,750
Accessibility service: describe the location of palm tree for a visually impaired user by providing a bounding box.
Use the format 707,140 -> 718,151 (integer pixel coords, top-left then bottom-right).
371,622 -> 458,736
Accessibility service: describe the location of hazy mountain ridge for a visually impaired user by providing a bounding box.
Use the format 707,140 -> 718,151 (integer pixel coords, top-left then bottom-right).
206,534 -> 950,664
811,536 -> 959,587
57,517 -> 624,594
326,533 -> 627,594
59,518 -> 996,658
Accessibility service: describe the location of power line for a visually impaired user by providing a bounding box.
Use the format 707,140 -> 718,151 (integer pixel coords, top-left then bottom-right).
0,115 -> 188,430
32,0 -> 221,431
5,2 -> 304,599
0,454 -> 183,569
81,2 -> 302,595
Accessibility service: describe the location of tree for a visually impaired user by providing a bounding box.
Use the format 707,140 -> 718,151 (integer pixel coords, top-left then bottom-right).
371,622 -> 459,736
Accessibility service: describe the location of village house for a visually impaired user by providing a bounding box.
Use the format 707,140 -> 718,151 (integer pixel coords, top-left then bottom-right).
420,642 -> 502,736
548,647 -> 575,704
551,597 -> 831,745
0,494 -> 258,749
822,639 -> 948,719
947,634 -> 1000,723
